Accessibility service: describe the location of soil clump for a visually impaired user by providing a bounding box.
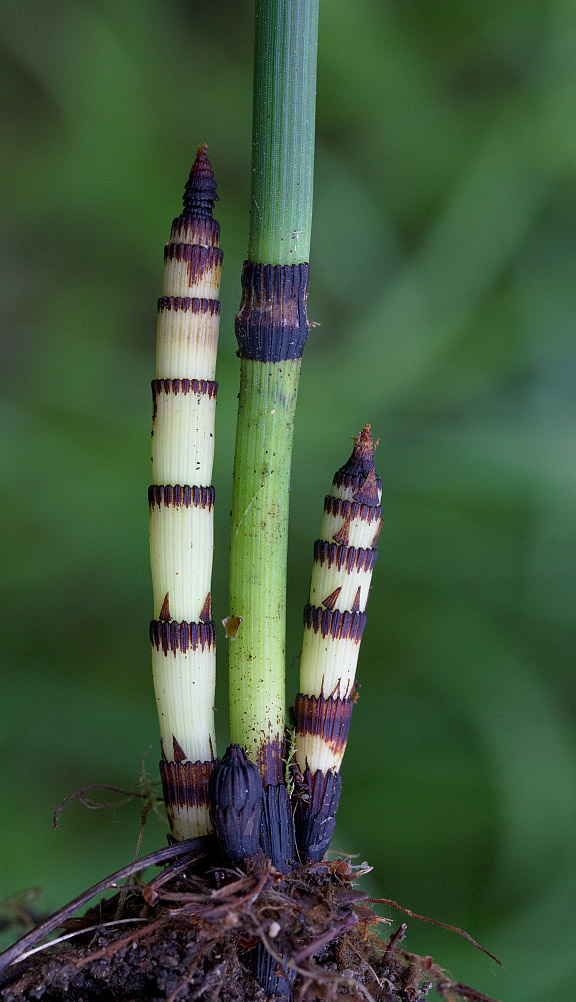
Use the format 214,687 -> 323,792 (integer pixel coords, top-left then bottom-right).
0,843 -> 499,1002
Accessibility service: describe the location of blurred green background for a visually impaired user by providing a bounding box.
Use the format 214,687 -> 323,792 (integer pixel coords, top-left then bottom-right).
1,0 -> 575,996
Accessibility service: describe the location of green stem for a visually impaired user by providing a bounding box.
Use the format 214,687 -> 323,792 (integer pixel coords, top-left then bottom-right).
248,0 -> 319,264
229,358 -> 301,781
228,0 -> 318,785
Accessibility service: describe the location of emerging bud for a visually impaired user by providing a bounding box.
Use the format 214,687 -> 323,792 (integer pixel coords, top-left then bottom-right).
208,744 -> 263,861
294,767 -> 342,863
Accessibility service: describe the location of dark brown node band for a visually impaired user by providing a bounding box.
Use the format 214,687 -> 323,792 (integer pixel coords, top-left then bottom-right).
160,758 -> 214,808
157,296 -> 221,315
170,216 -> 220,248
313,540 -> 378,574
332,465 -> 382,506
150,619 -> 217,656
164,243 -> 223,284
148,484 -> 215,510
294,692 -> 354,754
324,495 -> 382,525
170,215 -> 220,247
235,261 -> 311,361
152,378 -> 218,405
303,604 -> 367,642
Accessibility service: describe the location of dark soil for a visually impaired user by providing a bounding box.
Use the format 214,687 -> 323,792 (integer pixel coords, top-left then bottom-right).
0,844 -> 500,1002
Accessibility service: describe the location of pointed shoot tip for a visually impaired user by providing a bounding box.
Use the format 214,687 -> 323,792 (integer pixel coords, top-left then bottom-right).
181,144 -> 219,217
353,424 -> 374,461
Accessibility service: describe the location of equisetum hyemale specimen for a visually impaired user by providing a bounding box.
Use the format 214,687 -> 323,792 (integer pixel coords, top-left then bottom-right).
149,146 -> 221,840
146,8 -> 381,886
293,426 -> 383,862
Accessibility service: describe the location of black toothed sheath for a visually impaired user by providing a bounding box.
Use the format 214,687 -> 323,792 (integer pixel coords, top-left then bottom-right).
293,426 -> 383,861
149,146 -> 222,840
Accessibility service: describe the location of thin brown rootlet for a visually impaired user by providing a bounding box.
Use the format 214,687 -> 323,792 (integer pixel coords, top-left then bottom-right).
0,843 -> 501,1002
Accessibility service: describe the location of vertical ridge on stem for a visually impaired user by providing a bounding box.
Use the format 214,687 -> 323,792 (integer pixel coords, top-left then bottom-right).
249,0 -> 319,264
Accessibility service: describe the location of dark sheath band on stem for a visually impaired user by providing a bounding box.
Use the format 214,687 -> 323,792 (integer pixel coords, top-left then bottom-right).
235,262 -> 311,361
294,767 -> 342,863
260,784 -> 296,873
160,759 -> 214,809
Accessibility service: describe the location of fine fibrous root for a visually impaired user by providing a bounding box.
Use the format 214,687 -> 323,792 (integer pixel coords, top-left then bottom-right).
0,849 -> 501,1002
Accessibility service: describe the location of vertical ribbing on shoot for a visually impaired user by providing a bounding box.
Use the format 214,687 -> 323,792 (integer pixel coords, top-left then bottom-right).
228,0 -> 319,858
293,426 -> 383,861
249,0 -> 318,265
150,146 -> 222,840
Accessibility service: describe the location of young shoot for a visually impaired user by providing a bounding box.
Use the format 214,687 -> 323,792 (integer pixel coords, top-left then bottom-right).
293,426 -> 383,861
149,147 -> 221,840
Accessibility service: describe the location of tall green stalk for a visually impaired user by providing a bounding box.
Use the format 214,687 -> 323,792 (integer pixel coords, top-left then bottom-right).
249,0 -> 318,263
228,357 -> 301,780
228,0 -> 319,787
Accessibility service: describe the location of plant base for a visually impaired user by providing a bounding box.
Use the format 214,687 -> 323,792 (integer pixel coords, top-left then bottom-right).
0,851 -> 499,1002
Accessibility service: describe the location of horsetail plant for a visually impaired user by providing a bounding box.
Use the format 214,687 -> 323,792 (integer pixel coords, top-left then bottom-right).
149,146 -> 221,841
148,0 -> 379,879
293,425 -> 383,861
0,5 -> 501,998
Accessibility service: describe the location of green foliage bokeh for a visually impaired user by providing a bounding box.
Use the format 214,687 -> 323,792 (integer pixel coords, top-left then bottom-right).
1,1 -> 575,996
